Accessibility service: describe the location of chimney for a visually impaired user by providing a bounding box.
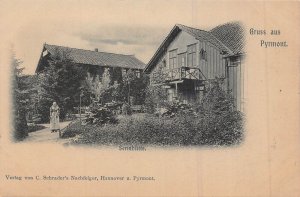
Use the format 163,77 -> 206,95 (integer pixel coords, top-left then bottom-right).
94,48 -> 98,52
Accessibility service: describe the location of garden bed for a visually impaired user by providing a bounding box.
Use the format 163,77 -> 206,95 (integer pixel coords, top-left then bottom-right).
63,112 -> 244,147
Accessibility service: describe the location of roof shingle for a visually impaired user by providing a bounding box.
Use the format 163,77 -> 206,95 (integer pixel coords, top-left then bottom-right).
210,22 -> 245,54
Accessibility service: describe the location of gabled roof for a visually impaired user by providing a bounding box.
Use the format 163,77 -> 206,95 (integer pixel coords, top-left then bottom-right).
210,22 -> 245,55
177,24 -> 232,53
144,23 -> 244,74
36,44 -> 145,73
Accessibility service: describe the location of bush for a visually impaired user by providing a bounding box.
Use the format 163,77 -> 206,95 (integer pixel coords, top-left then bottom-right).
144,85 -> 168,114
65,79 -> 244,146
70,112 -> 242,146
71,114 -> 196,146
61,121 -> 83,138
84,107 -> 118,125
14,110 -> 28,140
194,79 -> 244,145
158,101 -> 196,118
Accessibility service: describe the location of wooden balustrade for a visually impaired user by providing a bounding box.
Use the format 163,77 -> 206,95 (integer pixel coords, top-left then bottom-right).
163,67 -> 205,81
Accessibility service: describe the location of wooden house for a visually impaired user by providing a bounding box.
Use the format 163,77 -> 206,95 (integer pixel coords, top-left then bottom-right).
144,22 -> 245,111
36,43 -> 145,78
35,44 -> 145,107
35,43 -> 145,103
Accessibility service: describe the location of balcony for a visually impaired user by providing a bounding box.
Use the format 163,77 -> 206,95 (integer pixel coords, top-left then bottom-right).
163,66 -> 206,82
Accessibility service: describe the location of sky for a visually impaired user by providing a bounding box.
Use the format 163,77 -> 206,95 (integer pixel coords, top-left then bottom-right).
1,0 -> 250,74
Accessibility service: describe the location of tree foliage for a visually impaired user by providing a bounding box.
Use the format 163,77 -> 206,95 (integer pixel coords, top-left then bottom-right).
37,51 -> 88,122
121,69 -> 148,105
85,67 -> 111,103
11,52 -> 28,141
86,67 -> 148,106
144,65 -> 168,113
194,79 -> 244,145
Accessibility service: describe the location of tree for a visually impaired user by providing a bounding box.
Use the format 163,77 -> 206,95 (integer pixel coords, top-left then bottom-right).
196,79 -> 244,145
37,50 -> 88,122
85,67 -> 148,106
122,69 -> 148,105
85,67 -> 113,104
199,79 -> 234,114
11,51 -> 29,141
144,64 -> 168,113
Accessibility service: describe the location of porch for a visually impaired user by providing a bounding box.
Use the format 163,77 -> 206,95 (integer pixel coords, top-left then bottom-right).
163,79 -> 206,104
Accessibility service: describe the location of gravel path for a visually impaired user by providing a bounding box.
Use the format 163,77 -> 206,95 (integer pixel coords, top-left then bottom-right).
23,121 -> 72,144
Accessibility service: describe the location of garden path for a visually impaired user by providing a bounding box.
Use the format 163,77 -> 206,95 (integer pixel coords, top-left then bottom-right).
23,121 -> 72,144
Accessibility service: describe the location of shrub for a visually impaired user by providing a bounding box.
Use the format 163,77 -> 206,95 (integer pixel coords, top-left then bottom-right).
14,110 -> 28,140
84,107 -> 118,125
193,79 -> 244,145
160,101 -> 196,118
144,85 -> 168,114
65,79 -> 244,146
67,110 -> 243,146
71,114 -> 193,146
71,114 -> 202,146
61,121 -> 83,138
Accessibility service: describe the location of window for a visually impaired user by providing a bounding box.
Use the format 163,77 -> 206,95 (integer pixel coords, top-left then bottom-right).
135,70 -> 141,78
187,44 -> 197,67
169,49 -> 177,69
178,53 -> 186,67
200,48 -> 207,61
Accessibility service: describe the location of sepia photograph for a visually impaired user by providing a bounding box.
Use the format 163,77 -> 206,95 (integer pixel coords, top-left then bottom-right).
12,22 -> 245,147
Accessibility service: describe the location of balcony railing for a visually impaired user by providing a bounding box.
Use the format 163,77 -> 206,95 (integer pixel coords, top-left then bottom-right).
163,66 -> 206,81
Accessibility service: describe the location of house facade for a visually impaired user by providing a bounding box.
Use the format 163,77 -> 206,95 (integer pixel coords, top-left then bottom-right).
144,22 -> 245,111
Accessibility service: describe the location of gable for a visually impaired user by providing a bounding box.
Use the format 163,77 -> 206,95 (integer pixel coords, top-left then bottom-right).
167,31 -> 198,53
144,24 -> 233,74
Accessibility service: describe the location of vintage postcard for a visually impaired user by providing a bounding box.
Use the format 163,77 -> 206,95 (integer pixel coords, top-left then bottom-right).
0,0 -> 299,196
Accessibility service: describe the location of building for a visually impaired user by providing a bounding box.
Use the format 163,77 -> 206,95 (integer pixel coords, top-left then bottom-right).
36,43 -> 145,76
35,43 -> 146,103
144,22 -> 245,111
